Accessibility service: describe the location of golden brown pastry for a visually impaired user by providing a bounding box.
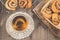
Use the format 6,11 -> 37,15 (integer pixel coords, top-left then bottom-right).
52,0 -> 60,12
19,0 -> 27,8
26,0 -> 32,9
5,0 -> 17,10
12,16 -> 28,31
52,13 -> 59,25
42,8 -> 52,19
58,15 -> 60,21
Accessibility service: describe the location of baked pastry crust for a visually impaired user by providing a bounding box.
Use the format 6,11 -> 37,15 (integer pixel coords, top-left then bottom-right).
19,0 -> 32,9
52,0 -> 60,12
26,0 -> 32,9
42,8 -> 52,19
41,0 -> 60,26
5,0 -> 17,10
19,0 -> 27,8
52,13 -> 59,25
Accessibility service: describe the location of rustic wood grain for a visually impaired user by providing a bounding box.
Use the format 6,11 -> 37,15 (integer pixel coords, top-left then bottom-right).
0,0 -> 60,40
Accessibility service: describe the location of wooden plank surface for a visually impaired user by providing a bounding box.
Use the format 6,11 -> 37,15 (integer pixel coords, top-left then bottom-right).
0,0 -> 60,40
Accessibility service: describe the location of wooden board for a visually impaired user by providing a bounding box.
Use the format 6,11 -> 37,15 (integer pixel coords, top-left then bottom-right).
33,0 -> 60,38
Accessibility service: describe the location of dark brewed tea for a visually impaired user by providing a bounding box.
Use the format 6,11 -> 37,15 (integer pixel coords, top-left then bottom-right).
12,16 -> 28,31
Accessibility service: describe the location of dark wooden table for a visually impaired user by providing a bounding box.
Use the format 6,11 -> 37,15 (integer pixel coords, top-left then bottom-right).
0,0 -> 60,40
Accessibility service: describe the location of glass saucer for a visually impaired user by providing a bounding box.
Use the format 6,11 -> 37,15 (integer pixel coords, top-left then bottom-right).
6,12 -> 34,39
